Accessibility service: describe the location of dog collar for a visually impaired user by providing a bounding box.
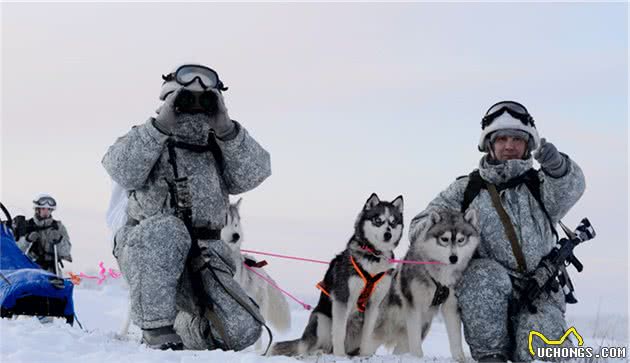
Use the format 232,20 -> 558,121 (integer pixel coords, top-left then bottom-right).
359,243 -> 382,257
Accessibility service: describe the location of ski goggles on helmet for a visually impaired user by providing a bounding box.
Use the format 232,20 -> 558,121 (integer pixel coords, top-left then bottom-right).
481,101 -> 535,129
162,65 -> 227,91
34,196 -> 57,208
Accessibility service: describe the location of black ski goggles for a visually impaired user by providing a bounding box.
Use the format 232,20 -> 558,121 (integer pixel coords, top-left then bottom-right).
162,65 -> 227,91
34,196 -> 56,208
481,101 -> 535,129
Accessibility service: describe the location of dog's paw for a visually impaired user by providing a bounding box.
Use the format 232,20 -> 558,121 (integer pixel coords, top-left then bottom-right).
410,347 -> 424,358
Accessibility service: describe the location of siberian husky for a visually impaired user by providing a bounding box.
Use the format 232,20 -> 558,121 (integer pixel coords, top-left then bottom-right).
271,193 -> 404,357
373,208 -> 480,361
222,198 -> 291,351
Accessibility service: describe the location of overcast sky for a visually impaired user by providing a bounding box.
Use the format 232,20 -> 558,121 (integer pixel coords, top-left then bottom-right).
1,2 -> 627,326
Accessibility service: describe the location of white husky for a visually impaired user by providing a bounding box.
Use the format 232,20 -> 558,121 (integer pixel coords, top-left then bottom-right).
222,198 -> 291,351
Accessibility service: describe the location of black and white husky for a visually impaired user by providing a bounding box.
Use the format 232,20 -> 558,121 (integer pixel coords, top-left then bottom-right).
270,193 -> 403,357
221,198 -> 291,351
372,208 -> 480,361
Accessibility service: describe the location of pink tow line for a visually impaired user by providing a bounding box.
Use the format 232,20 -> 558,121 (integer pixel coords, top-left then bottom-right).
77,262 -> 122,284
243,263 -> 313,311
240,249 -> 445,310
240,249 -> 329,265
241,249 -> 445,266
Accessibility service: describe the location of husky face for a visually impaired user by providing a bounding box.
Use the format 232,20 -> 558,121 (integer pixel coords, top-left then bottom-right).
354,193 -> 404,252
417,209 -> 480,266
221,198 -> 243,251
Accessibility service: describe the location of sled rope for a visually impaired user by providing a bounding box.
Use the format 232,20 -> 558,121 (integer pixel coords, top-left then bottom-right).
241,249 -> 444,266
240,249 -> 329,265
69,262 -> 122,285
243,263 -> 312,310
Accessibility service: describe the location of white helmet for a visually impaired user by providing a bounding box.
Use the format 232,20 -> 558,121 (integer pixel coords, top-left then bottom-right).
478,101 -> 540,152
33,193 -> 57,211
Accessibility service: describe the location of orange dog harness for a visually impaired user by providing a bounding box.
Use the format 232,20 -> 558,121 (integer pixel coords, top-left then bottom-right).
316,255 -> 387,313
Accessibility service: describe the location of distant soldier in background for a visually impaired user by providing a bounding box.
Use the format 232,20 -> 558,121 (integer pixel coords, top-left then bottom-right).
14,193 -> 72,275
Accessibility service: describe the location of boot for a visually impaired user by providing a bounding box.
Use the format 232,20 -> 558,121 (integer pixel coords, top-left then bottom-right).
142,325 -> 184,350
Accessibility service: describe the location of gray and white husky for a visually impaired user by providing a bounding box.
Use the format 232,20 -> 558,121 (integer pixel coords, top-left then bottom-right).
221,198 -> 291,351
372,208 -> 480,361
271,193 -> 403,357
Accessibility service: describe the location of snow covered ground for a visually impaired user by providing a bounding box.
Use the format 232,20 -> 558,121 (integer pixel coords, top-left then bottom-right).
0,278 -> 627,363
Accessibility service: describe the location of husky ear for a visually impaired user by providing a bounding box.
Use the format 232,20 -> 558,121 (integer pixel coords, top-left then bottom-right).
234,197 -> 243,210
410,210 -> 439,243
364,193 -> 380,210
391,195 -> 404,213
464,208 -> 478,227
429,210 -> 441,225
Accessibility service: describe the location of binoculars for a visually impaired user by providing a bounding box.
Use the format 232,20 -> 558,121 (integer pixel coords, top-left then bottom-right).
173,89 -> 220,116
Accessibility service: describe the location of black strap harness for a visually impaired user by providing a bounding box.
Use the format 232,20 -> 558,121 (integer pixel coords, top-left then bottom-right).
460,168 -> 558,240
430,277 -> 450,307
167,136 -> 225,174
164,133 -> 273,354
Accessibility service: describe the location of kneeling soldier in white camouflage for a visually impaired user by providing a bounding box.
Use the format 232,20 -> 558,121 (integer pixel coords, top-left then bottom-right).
102,64 -> 271,351
409,101 -> 586,362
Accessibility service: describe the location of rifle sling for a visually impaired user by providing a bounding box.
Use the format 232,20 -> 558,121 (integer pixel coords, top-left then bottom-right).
486,183 -> 528,274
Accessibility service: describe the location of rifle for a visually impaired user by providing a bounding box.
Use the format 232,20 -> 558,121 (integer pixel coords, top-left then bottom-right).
519,218 -> 596,314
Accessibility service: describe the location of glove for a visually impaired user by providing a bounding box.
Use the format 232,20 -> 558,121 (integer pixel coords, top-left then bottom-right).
534,138 -> 567,177
26,231 -> 40,243
154,88 -> 236,140
208,90 -> 236,140
49,229 -> 63,242
153,88 -> 182,134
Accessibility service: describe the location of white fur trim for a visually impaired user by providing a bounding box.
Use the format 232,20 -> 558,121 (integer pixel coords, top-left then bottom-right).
478,112 -> 540,151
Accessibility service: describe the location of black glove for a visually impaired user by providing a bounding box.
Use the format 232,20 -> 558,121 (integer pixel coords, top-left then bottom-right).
534,138 -> 567,177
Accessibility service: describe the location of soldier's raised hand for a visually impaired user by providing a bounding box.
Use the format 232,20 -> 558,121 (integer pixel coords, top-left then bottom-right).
208,90 -> 235,139
534,138 -> 567,177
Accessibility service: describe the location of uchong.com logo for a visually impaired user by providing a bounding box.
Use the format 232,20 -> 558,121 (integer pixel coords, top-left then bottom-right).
529,327 -> 627,360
